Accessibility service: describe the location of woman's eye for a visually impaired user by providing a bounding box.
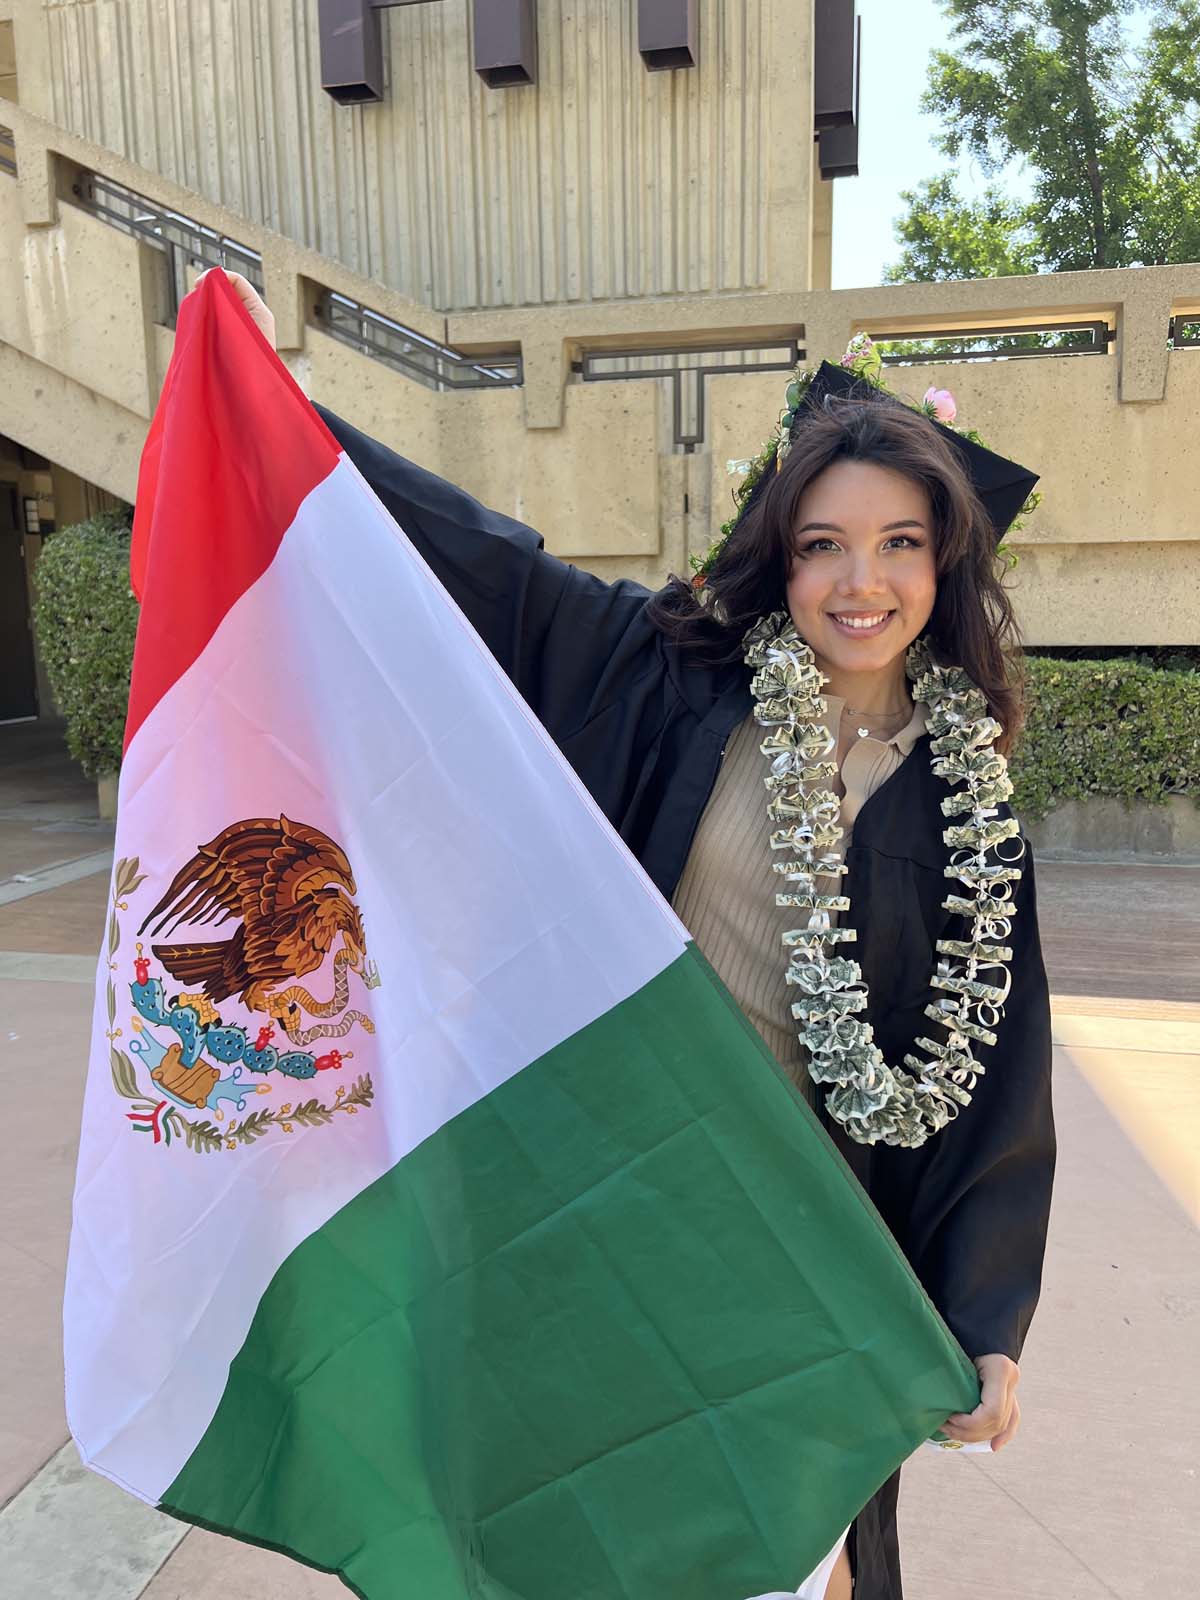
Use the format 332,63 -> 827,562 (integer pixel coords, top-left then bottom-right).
884,534 -> 923,550
793,534 -> 928,553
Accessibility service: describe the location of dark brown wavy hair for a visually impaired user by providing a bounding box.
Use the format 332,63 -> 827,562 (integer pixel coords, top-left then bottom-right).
647,394 -> 1025,752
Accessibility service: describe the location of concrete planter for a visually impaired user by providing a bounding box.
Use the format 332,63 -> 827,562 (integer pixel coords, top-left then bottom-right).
1028,794 -> 1200,861
97,773 -> 118,821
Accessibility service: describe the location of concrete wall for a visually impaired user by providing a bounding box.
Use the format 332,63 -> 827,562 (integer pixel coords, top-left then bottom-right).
1029,796 -> 1200,862
0,93 -> 1197,648
306,324 -> 668,563
10,0 -> 819,312
0,173 -> 158,418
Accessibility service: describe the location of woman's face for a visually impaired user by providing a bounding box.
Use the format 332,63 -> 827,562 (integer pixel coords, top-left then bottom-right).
784,458 -> 938,684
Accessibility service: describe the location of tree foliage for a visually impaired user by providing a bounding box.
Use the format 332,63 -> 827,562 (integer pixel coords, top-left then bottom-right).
883,173 -> 1042,284
884,0 -> 1200,282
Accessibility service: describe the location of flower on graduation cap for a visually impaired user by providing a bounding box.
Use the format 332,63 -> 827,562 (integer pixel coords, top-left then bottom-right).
922,386 -> 958,424
839,333 -> 882,382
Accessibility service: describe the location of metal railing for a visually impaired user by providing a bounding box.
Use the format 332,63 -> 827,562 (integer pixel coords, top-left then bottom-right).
72,172 -> 264,319
576,341 -> 801,452
871,320 -> 1114,364
68,167 -> 520,391
315,291 -> 521,391
0,125 -> 16,178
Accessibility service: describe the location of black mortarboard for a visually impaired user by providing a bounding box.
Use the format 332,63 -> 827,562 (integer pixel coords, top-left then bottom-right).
787,360 -> 1040,544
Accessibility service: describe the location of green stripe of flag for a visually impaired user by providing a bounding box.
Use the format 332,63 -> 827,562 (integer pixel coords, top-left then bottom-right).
163,945 -> 977,1599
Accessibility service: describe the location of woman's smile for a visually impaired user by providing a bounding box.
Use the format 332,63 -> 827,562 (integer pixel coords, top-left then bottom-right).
826,608 -> 897,637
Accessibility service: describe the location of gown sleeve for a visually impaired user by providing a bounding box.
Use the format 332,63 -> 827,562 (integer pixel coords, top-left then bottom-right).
314,405 -> 657,742
888,841 -> 1057,1364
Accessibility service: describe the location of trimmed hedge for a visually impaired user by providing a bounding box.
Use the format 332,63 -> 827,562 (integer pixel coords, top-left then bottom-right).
32,512 -> 138,779
1011,656 -> 1200,821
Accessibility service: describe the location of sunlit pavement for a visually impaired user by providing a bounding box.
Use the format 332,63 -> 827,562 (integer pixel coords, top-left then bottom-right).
1,723 -> 1196,1599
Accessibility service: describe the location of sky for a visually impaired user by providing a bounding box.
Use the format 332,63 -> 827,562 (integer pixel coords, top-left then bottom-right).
834,0 -> 1158,289
831,0 -> 1033,289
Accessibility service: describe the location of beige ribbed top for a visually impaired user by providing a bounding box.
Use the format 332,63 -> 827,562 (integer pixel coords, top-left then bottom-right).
671,697 -> 928,1105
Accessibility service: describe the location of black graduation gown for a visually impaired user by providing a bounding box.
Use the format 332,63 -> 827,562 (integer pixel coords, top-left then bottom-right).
318,406 -> 1057,1600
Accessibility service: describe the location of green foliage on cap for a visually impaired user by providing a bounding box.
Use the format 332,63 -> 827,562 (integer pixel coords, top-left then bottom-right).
1011,656 -> 1200,821
32,512 -> 137,779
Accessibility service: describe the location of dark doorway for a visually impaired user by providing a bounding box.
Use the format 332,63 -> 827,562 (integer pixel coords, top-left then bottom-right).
0,483 -> 39,722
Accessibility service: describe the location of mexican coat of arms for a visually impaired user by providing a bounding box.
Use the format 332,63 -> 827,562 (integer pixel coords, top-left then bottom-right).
105,817 -> 379,1152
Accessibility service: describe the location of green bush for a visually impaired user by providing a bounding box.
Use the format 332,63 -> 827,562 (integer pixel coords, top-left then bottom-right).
32,512 -> 138,779
1011,656 -> 1200,821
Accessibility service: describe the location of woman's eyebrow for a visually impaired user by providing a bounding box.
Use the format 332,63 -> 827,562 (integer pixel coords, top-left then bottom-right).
795,519 -> 927,534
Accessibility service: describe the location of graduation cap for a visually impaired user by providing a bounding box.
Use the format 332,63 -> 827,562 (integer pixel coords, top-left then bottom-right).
787,360 -> 1040,545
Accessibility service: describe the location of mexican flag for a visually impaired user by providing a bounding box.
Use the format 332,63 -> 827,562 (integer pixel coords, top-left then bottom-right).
64,268 -> 978,1599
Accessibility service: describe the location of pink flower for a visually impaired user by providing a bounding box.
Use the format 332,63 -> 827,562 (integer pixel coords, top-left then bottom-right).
923,386 -> 957,424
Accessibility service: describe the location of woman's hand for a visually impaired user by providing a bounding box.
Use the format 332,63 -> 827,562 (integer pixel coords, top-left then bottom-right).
194,268 -> 277,349
942,1352 -> 1021,1451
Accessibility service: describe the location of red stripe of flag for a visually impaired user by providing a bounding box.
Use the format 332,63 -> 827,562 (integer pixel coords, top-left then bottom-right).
125,269 -> 341,750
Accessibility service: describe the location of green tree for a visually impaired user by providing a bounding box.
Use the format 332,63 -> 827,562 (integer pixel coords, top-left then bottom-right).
883,0 -> 1200,283
882,173 -> 1042,283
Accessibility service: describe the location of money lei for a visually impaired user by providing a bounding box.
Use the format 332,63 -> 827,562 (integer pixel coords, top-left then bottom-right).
744,611 -> 1024,1149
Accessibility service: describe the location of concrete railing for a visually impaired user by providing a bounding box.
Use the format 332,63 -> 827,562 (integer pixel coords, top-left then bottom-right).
2,96 -> 1199,640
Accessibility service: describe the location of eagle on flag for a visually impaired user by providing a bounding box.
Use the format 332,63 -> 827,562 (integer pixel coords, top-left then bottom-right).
139,815 -> 368,1014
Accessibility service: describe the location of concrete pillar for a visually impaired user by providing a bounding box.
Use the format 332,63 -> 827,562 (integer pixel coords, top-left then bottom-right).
9,0 -> 52,121
519,331 -> 570,431
810,148 -> 834,292
1118,282 -> 1172,404
764,0 -> 814,295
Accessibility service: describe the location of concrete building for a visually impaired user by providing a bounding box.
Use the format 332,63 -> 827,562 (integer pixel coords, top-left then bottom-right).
1,0 -> 1197,726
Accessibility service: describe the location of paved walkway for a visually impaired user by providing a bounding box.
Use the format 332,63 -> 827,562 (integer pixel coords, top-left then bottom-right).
1,723 -> 1197,1598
